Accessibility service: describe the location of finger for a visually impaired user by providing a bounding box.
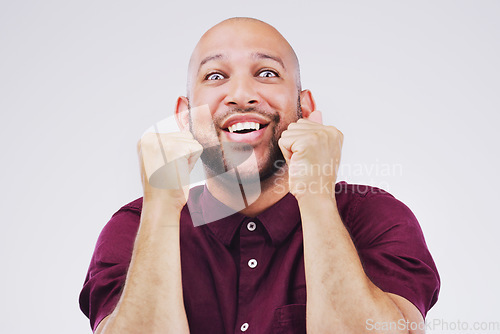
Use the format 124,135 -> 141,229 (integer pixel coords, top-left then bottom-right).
157,131 -> 195,140
142,131 -> 194,144
289,119 -> 322,129
280,128 -> 319,138
278,135 -> 306,155
278,137 -> 293,165
165,141 -> 203,163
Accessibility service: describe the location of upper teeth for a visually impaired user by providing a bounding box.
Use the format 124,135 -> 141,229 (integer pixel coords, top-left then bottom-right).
228,122 -> 261,133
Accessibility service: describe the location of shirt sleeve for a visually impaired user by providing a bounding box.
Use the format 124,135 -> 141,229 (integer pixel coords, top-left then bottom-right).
79,207 -> 141,331
347,190 -> 440,318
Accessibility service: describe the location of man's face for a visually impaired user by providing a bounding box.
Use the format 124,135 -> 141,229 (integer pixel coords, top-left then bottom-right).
187,20 -> 301,182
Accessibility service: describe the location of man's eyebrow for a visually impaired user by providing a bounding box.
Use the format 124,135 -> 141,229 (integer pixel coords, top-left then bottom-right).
197,53 -> 286,73
252,52 -> 286,71
198,54 -> 225,73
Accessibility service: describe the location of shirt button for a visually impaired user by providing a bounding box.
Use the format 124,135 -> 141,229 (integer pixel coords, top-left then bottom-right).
248,259 -> 258,268
241,322 -> 249,332
247,221 -> 256,231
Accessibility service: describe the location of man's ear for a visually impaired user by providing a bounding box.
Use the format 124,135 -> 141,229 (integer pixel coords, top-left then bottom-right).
299,89 -> 317,119
175,96 -> 190,131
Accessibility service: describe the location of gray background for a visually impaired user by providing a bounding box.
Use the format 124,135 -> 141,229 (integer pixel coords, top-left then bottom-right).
1,0 -> 499,333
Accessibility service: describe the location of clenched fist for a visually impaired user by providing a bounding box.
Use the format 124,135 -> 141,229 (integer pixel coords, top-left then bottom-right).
278,110 -> 343,201
138,131 -> 203,208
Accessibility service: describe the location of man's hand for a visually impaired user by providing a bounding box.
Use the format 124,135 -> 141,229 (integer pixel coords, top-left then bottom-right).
96,131 -> 201,334
278,110 -> 344,201
138,131 -> 203,208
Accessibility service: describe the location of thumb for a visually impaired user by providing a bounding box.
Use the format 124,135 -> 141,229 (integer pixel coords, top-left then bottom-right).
306,110 -> 323,124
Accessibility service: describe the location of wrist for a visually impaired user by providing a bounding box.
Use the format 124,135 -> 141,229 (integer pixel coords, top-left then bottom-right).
297,192 -> 337,208
143,187 -> 188,209
143,192 -> 186,217
293,181 -> 337,206
297,193 -> 341,231
289,175 -> 337,202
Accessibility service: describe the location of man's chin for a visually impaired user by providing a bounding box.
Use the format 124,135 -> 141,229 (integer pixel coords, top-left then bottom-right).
203,158 -> 282,183
199,137 -> 286,184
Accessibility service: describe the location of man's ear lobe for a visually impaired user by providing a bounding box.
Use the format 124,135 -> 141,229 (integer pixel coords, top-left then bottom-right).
299,89 -> 317,119
175,96 -> 190,131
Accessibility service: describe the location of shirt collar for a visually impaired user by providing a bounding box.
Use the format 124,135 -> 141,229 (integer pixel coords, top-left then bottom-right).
199,185 -> 301,247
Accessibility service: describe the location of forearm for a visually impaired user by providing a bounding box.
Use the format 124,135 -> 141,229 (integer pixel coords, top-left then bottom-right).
100,198 -> 189,334
298,195 -> 407,334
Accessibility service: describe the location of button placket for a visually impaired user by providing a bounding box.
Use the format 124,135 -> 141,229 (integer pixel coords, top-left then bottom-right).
245,221 -> 258,269
237,219 -> 263,333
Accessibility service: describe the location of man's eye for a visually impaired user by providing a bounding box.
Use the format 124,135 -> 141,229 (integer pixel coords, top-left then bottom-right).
258,70 -> 278,78
206,73 -> 225,80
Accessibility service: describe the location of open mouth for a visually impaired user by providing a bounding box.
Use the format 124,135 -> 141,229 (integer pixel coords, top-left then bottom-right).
223,121 -> 269,134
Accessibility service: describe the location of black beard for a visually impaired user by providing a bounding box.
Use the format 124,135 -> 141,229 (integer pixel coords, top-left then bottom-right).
188,95 -> 301,184
196,124 -> 284,184
255,124 -> 287,181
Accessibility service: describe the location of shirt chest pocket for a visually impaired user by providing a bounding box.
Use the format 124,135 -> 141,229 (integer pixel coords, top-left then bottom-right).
271,304 -> 306,334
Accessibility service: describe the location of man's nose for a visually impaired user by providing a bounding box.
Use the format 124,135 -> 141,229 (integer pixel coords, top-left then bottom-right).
223,76 -> 260,108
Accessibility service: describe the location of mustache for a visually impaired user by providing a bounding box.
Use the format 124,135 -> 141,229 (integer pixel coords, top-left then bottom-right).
213,107 -> 281,127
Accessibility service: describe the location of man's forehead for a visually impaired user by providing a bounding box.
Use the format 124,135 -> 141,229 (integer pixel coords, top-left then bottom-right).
189,19 -> 296,73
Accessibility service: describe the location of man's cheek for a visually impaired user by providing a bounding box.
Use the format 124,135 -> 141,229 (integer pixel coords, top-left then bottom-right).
189,104 -> 215,129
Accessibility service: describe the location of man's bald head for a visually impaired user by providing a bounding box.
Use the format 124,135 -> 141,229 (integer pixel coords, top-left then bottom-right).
186,17 -> 301,98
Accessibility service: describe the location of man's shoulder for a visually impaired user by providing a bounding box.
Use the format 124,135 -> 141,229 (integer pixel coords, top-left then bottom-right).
335,180 -> 394,210
336,181 -> 422,239
335,181 -> 393,199
116,197 -> 143,214
335,181 -> 415,228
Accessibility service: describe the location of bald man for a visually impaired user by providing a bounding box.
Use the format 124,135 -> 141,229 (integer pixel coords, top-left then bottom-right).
80,18 -> 439,334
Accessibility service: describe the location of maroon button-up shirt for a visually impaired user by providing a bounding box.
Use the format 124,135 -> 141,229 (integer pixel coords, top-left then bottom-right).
80,182 -> 440,333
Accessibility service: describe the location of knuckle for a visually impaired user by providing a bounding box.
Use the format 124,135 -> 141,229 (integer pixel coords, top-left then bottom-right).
326,125 -> 337,132
315,131 -> 327,141
280,129 -> 291,137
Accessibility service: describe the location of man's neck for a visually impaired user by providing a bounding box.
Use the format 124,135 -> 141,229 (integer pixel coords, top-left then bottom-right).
205,169 -> 290,218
